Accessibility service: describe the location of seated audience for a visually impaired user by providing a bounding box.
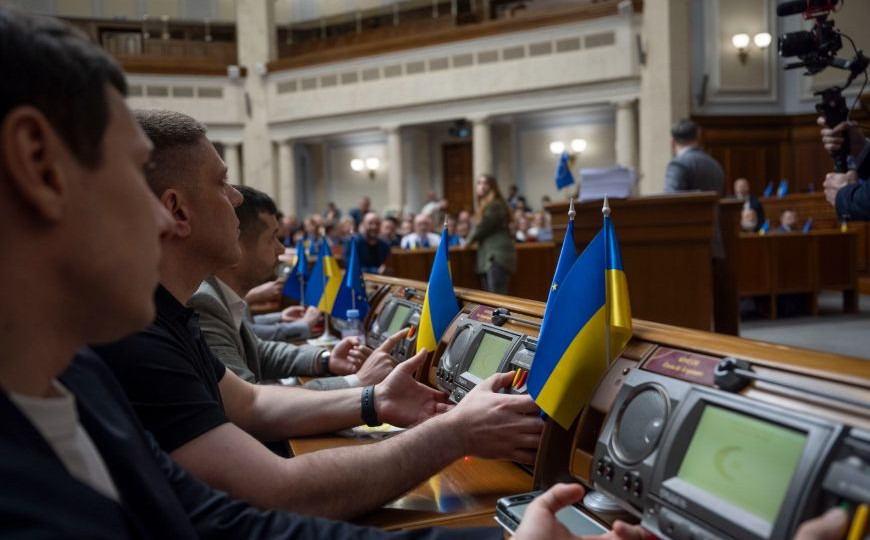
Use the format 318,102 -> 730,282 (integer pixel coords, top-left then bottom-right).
455,217 -> 471,243
740,207 -> 760,233
732,178 -> 765,231
515,213 -> 534,242
445,214 -> 467,246
528,211 -> 554,242
351,211 -> 392,274
398,215 -> 414,236
348,195 -> 371,228
189,185 -> 391,390
777,209 -> 799,233
401,214 -> 442,250
379,215 -> 402,247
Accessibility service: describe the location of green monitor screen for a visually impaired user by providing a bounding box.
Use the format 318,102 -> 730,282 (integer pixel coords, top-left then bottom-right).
676,405 -> 807,524
466,332 -> 512,380
385,304 -> 411,335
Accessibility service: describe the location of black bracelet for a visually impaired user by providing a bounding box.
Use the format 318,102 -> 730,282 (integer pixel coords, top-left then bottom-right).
319,351 -> 332,375
361,385 -> 380,427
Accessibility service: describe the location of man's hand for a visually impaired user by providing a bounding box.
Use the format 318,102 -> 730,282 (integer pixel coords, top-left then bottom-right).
514,484 -> 646,540
445,370 -> 543,465
280,305 -> 306,322
375,347 -> 453,427
329,336 -> 373,375
823,170 -> 858,206
355,352 -> 395,385
818,117 -> 866,158
301,306 -> 322,331
245,280 -> 283,304
794,507 -> 848,540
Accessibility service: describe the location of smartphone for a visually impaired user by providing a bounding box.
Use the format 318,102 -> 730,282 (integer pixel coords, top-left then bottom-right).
496,491 -> 609,535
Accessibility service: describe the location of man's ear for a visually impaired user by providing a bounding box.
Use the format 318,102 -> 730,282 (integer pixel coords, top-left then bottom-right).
160,188 -> 191,238
0,107 -> 71,223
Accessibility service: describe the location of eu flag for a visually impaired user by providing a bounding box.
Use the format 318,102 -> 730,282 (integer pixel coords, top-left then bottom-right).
527,211 -> 632,429
416,226 -> 460,354
282,240 -> 307,303
332,237 -> 369,321
555,151 -> 575,190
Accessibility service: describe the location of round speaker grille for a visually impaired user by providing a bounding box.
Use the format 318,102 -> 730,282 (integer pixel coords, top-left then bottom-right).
612,385 -> 668,465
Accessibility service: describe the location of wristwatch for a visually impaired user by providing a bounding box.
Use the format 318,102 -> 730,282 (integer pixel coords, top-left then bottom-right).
318,350 -> 332,375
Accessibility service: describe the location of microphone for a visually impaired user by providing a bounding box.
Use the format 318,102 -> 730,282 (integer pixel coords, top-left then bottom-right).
777,0 -> 840,17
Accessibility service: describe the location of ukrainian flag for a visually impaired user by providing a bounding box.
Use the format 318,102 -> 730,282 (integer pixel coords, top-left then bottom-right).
416,226 -> 460,354
332,237 -> 370,321
527,212 -> 632,429
282,240 -> 307,303
305,238 -> 344,311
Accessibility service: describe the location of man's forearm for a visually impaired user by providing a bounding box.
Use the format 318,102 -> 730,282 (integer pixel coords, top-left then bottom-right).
240,385 -> 364,439
274,413 -> 465,519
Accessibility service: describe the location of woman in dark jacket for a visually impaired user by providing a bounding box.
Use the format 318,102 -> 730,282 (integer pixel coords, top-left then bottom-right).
466,174 -> 517,294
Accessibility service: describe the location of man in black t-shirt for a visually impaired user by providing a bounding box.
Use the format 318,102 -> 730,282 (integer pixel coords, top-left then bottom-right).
95,109 -> 546,521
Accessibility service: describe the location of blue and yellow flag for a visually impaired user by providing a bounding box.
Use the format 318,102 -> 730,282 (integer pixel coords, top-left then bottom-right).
332,237 -> 370,321
305,238 -> 344,311
282,240 -> 307,303
527,211 -> 632,429
555,151 -> 575,190
416,227 -> 460,354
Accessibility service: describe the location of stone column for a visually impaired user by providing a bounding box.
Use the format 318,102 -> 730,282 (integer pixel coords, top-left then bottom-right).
223,142 -> 242,185
614,100 -> 638,170
638,0 -> 691,194
277,139 -> 297,215
471,115 -> 493,179
385,125 -> 405,213
236,0 -> 276,195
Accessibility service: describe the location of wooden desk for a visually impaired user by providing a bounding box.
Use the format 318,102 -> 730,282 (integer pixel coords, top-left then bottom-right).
735,230 -> 858,318
289,434 -> 531,530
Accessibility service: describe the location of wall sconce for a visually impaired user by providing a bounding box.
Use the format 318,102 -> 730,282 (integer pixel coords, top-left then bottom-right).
351,157 -> 380,179
549,138 -> 588,155
731,32 -> 771,64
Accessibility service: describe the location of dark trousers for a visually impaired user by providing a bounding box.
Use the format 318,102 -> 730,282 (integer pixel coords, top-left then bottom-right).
481,262 -> 511,295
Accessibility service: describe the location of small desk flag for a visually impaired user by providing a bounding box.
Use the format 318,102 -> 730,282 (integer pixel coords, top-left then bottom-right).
416,226 -> 460,354
282,240 -> 307,303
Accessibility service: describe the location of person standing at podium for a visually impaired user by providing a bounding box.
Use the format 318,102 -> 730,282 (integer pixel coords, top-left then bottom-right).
664,119 -> 724,195
468,174 -> 517,295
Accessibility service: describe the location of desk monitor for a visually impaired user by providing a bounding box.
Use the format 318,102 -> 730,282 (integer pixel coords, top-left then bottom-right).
462,331 -> 513,384
367,297 -> 421,360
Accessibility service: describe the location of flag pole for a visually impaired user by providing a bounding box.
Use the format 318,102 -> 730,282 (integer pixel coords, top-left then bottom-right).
602,195 -> 612,367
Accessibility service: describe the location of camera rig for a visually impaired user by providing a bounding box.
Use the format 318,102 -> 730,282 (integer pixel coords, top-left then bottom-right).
777,0 -> 868,172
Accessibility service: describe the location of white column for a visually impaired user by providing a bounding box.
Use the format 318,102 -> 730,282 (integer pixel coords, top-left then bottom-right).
277,139 -> 297,215
471,115 -> 493,179
614,100 -> 638,170
236,0 -> 276,195
385,125 -> 405,213
223,142 -> 242,185
638,0 -> 691,194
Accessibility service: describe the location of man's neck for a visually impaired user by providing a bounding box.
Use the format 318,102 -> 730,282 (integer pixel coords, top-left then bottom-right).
213,270 -> 248,298
158,244 -> 213,304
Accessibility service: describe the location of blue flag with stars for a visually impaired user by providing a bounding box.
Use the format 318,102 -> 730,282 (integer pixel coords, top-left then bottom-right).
332,237 -> 370,321
539,204 -> 578,358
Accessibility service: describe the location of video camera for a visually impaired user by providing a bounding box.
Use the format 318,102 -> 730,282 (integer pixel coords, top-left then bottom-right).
777,0 -> 868,172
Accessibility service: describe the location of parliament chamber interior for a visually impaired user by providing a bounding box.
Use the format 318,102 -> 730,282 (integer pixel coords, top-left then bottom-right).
1,0 -> 869,538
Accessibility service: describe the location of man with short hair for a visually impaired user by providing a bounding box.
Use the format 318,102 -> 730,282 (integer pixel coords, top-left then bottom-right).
93,108 -> 545,520
400,213 -> 442,250
664,119 -> 724,194
732,178 -> 765,231
349,195 -> 372,228
352,211 -> 392,274
189,185 -> 393,389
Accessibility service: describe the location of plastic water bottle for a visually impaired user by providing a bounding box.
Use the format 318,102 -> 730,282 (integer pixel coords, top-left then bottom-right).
341,309 -> 363,340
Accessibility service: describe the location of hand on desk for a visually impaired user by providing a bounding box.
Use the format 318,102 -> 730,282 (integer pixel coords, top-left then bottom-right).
514,484 -> 849,540
245,279 -> 284,304
514,484 -> 644,540
450,370 -> 544,465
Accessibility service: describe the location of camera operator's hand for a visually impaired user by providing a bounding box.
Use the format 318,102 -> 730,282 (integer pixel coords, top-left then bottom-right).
824,170 -> 858,206
817,117 -> 866,159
